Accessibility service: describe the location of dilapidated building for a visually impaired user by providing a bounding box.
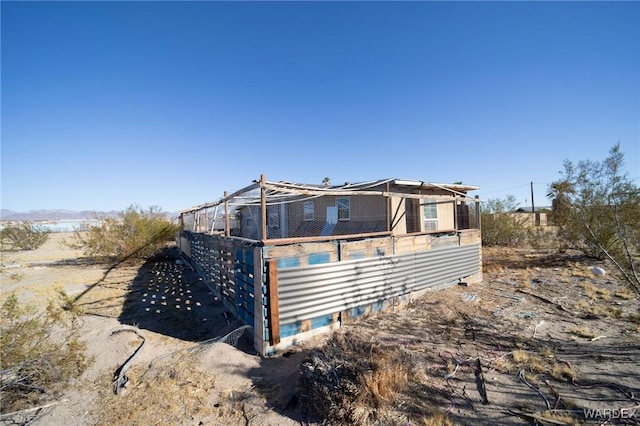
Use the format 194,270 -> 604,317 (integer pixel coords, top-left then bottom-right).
178,176 -> 482,355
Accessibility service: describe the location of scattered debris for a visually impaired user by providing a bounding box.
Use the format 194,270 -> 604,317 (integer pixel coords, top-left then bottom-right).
515,310 -> 539,319
533,320 -> 546,338
462,293 -> 480,302
516,289 -> 568,312
591,266 -> 606,276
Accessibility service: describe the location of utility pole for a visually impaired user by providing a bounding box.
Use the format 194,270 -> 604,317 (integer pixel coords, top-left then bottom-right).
530,181 -> 535,213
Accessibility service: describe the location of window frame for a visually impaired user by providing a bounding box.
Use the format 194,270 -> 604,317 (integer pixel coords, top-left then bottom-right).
303,201 -> 315,221
336,197 -> 350,221
423,199 -> 438,231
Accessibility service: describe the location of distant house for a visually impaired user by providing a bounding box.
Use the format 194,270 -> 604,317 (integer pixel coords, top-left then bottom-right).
178,176 -> 482,355
513,206 -> 551,227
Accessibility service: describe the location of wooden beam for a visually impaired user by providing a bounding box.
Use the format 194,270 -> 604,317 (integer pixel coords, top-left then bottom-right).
267,260 -> 280,345
262,231 -> 393,246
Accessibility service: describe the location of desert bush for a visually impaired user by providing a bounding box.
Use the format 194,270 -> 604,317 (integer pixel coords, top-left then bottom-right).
0,221 -> 51,251
299,330 -> 412,425
68,205 -> 180,261
480,196 -> 531,247
0,292 -> 92,414
549,144 -> 640,294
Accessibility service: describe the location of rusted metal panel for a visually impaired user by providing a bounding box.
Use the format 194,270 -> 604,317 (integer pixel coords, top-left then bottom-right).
277,244 -> 480,326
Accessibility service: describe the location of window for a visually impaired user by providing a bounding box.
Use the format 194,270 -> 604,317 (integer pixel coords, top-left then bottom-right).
303,201 -> 314,221
423,199 -> 438,231
268,210 -> 279,229
337,197 -> 350,221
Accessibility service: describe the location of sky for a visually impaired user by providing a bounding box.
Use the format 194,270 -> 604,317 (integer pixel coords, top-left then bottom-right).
2,1 -> 639,213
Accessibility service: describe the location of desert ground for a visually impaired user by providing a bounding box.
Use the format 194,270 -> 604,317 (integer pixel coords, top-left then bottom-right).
1,233 -> 639,425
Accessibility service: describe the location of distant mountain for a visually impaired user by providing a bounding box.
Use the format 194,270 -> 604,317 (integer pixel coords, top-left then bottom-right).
0,209 -> 120,221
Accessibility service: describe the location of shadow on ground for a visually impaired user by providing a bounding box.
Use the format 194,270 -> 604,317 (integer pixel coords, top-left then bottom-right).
114,247 -> 248,343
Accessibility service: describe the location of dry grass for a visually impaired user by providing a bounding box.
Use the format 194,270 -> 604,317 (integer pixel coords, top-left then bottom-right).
511,350 -> 548,374
94,351 -> 220,425
493,356 -> 512,373
542,410 -> 580,425
299,330 -> 415,425
570,326 -> 596,339
580,283 -> 597,299
614,288 -> 635,299
608,307 -> 624,319
416,413 -> 454,425
511,349 -> 529,363
595,287 -> 611,300
357,355 -> 409,407
573,297 -> 612,318
570,264 -> 594,278
551,363 -> 576,381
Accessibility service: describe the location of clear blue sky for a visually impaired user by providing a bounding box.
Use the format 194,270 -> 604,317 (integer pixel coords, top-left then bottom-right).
2,1 -> 639,213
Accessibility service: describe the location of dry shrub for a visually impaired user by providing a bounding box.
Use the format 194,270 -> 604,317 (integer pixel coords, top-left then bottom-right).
493,357 -> 512,373
416,413 -> 454,425
595,287 -> 611,300
581,283 -> 597,299
551,363 -> 576,381
542,410 -> 580,425
570,264 -> 592,278
511,349 -> 529,363
571,326 -> 596,339
299,329 -> 412,425
614,288 -> 634,300
67,205 -> 179,262
0,292 -> 92,414
511,350 -> 548,374
0,221 -> 51,251
573,299 -> 609,318
608,307 -> 623,319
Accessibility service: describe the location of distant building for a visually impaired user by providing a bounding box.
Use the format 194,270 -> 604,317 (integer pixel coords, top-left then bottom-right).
513,206 -> 551,227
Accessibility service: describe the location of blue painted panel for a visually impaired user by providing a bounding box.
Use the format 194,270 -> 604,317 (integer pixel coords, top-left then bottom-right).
278,257 -> 301,269
280,323 -> 298,338
309,253 -> 330,265
349,250 -> 366,260
350,305 -> 366,318
311,314 -> 333,329
371,300 -> 386,313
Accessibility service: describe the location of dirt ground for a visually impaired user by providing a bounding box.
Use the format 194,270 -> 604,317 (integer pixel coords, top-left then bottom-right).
1,233 -> 639,425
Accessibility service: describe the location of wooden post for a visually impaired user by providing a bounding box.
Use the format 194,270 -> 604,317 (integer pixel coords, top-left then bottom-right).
453,199 -> 458,231
475,195 -> 481,230
386,182 -> 391,232
260,174 -> 267,241
267,260 -> 280,345
224,191 -> 230,237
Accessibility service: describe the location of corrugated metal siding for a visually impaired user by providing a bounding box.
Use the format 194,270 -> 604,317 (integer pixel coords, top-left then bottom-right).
277,244 -> 480,326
